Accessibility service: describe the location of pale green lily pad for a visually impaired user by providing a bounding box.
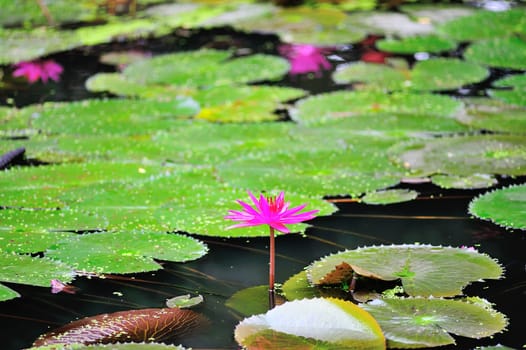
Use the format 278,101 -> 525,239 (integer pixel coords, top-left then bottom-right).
199,3 -> 275,27
234,6 -> 366,45
166,294 -> 204,309
124,50 -> 289,87
377,35 -> 457,54
474,346 -> 516,350
25,99 -> 199,136
362,297 -> 508,348
431,174 -> 497,190
391,134 -> 526,177
464,37 -> 526,70
99,51 -> 152,68
0,251 -> 75,287
30,343 -> 187,350
400,4 -> 476,24
225,285 -> 270,316
46,231 -> 208,274
437,8 -> 526,41
489,74 -> 526,107
361,189 -> 418,205
235,297 -> 385,350
0,28 -> 80,65
469,184 -> 526,230
0,106 -> 33,137
0,231 -> 76,253
0,283 -> 20,302
334,59 -> 488,92
291,91 -> 463,125
308,244 -> 503,297
457,98 -> 526,133
347,11 -> 434,37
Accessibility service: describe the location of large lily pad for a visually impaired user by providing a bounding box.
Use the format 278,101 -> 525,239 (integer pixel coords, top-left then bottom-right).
437,8 -> 526,41
456,98 -> 526,133
45,231 -> 208,274
0,231 -> 76,254
24,99 -> 199,136
431,173 -> 497,190
464,37 -> 526,70
377,35 -> 457,54
391,134 -> 526,177
469,184 -> 526,230
235,297 -> 385,350
0,208 -> 106,232
362,297 -> 508,348
307,244 -> 503,297
123,50 -> 289,87
347,11 -> 434,37
291,91 -> 463,125
489,74 -> 526,107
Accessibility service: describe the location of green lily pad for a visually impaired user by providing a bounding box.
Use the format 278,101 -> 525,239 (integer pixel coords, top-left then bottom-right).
0,106 -> 33,137
0,283 -> 20,302
308,244 -> 503,297
431,174 -> 497,190
46,231 -> 208,274
24,99 -> 199,136
334,59 -> 488,92
0,28 -> 80,64
437,8 -> 526,41
391,134 -> 526,177
0,208 -> 106,232
469,184 -> 526,230
123,50 -> 289,87
281,270 -> 322,301
457,98 -> 526,133
166,294 -> 204,309
0,231 -> 76,253
0,251 -> 75,287
292,91 -> 463,125
377,35 -> 457,54
234,6 -> 366,45
225,285 -> 271,317
464,37 -> 526,70
30,343 -> 188,350
362,297 -> 508,348
235,297 -> 385,350
489,74 -> 526,107
361,189 -> 418,205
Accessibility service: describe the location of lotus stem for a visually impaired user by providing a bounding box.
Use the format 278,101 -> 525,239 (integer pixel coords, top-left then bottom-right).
269,226 -> 276,309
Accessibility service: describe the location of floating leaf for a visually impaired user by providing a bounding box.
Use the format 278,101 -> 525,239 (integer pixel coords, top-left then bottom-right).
362,297 -> 508,348
489,74 -> 526,107
437,8 -> 526,41
469,184 -> 526,230
225,285 -> 273,317
377,35 -> 457,54
124,50 -> 289,87
464,37 -> 526,70
32,308 -> 208,346
46,231 -> 208,274
292,91 -> 463,125
457,98 -> 526,133
0,251 -> 75,288
399,4 -> 476,25
0,231 -> 76,254
25,99 -> 198,136
0,283 -> 20,302
347,11 -> 434,37
0,208 -> 105,232
281,270 -> 323,301
166,294 -> 204,309
391,134 -> 526,177
308,245 -> 503,297
361,189 -> 418,205
235,298 -> 385,350
431,174 -> 497,190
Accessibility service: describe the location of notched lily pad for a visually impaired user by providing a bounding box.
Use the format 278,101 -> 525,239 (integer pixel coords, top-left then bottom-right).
464,37 -> 526,70
32,307 -> 209,346
431,174 -> 497,190
235,297 -> 385,350
361,189 -> 418,205
362,297 -> 508,348
307,244 -> 503,297
469,184 -> 526,230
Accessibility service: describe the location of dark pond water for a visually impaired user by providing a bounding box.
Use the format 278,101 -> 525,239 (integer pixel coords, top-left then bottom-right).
1,16 -> 525,350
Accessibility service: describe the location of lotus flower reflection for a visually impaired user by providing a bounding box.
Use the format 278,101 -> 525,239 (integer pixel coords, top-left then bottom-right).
225,191 -> 318,308
12,59 -> 63,83
279,44 -> 331,76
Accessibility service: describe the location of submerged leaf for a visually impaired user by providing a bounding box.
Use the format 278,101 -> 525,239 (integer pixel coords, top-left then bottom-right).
235,298 -> 385,350
32,308 -> 208,346
362,297 -> 508,348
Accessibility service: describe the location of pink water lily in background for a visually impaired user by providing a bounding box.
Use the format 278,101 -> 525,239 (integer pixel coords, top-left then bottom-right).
278,44 -> 331,76
225,191 -> 318,309
12,59 -> 63,83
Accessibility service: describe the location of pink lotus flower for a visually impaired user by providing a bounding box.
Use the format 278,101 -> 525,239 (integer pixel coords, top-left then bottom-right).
278,44 -> 331,76
50,279 -> 78,294
225,191 -> 318,309
12,59 -> 63,83
225,191 -> 318,233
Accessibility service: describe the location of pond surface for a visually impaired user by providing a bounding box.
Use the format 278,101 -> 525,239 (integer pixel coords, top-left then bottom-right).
1,1 -> 525,349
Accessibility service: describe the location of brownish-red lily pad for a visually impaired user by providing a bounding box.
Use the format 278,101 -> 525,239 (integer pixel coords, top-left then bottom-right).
32,307 -> 209,346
